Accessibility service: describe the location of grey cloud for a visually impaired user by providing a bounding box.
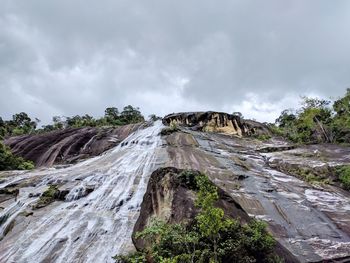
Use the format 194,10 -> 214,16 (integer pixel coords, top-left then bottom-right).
1,0 -> 350,124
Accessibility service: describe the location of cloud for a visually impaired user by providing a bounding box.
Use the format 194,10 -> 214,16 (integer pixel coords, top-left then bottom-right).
1,0 -> 350,124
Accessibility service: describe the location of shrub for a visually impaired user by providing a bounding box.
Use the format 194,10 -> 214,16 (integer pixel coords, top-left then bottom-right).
34,185 -> 60,209
115,172 -> 281,263
336,166 -> 350,190
0,141 -> 35,171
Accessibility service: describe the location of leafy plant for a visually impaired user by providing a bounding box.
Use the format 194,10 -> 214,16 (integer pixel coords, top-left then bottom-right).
34,185 -> 61,209
115,172 -> 281,263
0,141 -> 34,171
336,165 -> 350,190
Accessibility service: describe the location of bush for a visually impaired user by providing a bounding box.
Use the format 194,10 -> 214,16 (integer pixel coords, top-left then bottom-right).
255,134 -> 272,141
274,90 -> 350,144
34,185 -> 60,209
114,252 -> 146,263
0,141 -> 35,171
116,172 -> 281,263
336,166 -> 350,190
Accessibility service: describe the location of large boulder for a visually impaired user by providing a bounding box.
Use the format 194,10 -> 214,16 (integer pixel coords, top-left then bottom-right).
163,111 -> 271,137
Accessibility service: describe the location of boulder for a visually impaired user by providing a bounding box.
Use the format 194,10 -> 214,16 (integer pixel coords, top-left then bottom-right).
163,111 -> 271,137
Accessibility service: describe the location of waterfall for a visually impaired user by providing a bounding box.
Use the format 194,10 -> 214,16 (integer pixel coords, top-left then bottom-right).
0,121 -> 165,263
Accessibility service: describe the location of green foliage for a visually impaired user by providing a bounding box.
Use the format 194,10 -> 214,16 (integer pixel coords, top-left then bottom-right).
120,105 -> 145,124
160,120 -> 180,136
275,96 -> 335,143
275,109 -> 297,128
169,120 -> 178,131
335,165 -> 350,190
114,252 -> 146,263
34,185 -> 60,208
255,134 -> 272,141
148,114 -> 162,121
233,112 -> 244,119
116,172 -> 280,263
0,112 -> 39,138
2,105 -> 147,137
331,89 -> 350,143
66,114 -> 97,128
274,90 -> 350,144
0,141 -> 35,171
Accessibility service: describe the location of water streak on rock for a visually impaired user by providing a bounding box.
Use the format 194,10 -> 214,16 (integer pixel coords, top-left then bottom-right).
0,121 -> 165,263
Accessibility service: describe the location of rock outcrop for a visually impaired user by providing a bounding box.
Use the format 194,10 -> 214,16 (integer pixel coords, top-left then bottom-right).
132,167 -> 299,262
4,123 -> 146,167
163,111 -> 271,137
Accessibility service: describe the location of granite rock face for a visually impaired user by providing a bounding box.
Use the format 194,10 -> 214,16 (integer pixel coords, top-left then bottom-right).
163,111 -> 271,137
4,123 -> 146,167
1,115 -> 350,262
163,128 -> 350,262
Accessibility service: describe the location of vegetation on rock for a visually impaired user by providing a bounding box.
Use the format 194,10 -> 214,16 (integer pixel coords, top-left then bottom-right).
115,172 -> 281,263
33,185 -> 61,209
160,120 -> 180,136
0,105 -> 148,138
273,89 -> 350,144
0,112 -> 38,137
335,165 -> 350,190
40,105 -> 145,132
0,141 -> 34,171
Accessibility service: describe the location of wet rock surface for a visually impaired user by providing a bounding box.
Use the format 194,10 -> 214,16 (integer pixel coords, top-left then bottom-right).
0,121 -> 167,263
4,123 -> 146,167
0,116 -> 350,262
163,128 -> 350,262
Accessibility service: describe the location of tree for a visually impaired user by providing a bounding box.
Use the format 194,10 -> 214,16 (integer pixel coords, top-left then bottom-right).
120,105 -> 145,124
275,109 -> 296,128
232,112 -> 243,119
0,117 -> 5,139
66,114 -> 96,128
274,97 -> 333,143
148,114 -> 162,122
195,175 -> 232,262
105,107 -> 120,119
332,89 -> 350,142
333,88 -> 350,117
11,112 -> 38,135
52,116 -> 65,130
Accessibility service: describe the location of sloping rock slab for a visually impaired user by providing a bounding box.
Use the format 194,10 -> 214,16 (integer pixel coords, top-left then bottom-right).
4,123 -> 146,167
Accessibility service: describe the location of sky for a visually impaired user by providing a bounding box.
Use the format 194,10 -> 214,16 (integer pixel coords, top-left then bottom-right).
1,0 -> 350,124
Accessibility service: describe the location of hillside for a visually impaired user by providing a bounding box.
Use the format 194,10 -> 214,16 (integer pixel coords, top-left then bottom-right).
0,112 -> 349,262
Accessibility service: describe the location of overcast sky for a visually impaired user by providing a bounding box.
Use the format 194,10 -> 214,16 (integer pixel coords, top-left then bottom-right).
1,0 -> 350,124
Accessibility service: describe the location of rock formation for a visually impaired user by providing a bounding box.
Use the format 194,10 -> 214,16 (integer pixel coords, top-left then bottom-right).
163,111 -> 271,137
4,123 -> 146,167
